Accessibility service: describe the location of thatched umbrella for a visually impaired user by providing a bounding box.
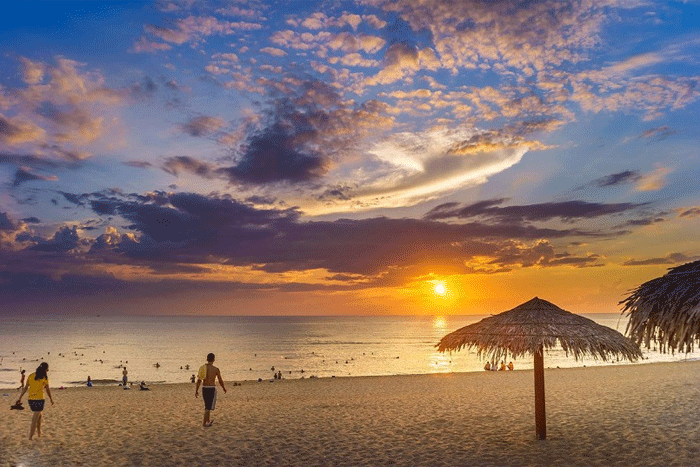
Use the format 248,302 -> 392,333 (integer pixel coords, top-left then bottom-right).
437,297 -> 642,440
621,260 -> 700,353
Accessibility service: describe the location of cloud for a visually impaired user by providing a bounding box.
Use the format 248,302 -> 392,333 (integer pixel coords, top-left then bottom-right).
29,226 -> 82,252
679,207 -> 700,218
623,252 -> 700,266
131,36 -> 173,53
162,156 -> 217,179
635,166 -> 671,192
35,102 -> 104,144
215,80 -> 391,186
365,0 -> 611,72
11,168 -> 58,187
578,170 -> 643,190
639,126 -> 676,142
0,57 -> 127,177
216,5 -> 261,18
0,212 -> 14,230
180,115 -> 225,137
327,32 -> 386,54
0,114 -> 45,145
144,15 -> 263,46
365,43 -> 439,86
19,57 -> 46,85
355,0 -> 700,120
424,198 -> 648,222
123,160 -> 153,169
335,127 -> 537,212
70,191 -> 605,276
260,47 -> 287,57
222,121 -> 327,184
0,182 -> 656,305
481,240 -> 603,270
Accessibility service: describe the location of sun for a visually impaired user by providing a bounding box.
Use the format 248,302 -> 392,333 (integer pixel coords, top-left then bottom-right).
434,282 -> 446,296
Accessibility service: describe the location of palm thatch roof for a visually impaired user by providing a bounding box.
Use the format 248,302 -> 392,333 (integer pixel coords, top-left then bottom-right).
437,297 -> 642,362
621,259 -> 700,353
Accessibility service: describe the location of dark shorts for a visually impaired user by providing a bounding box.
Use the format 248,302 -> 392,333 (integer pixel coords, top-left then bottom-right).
202,387 -> 216,411
28,399 -> 45,412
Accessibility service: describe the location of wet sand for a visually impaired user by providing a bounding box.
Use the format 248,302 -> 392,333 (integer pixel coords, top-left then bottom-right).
2,360 -> 699,466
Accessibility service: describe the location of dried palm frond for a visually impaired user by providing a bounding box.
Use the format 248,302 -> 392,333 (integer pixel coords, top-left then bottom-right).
621,260 -> 700,354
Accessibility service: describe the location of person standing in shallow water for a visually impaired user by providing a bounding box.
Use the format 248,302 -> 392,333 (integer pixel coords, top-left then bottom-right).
16,362 -> 54,440
122,366 -> 128,386
195,353 -> 227,427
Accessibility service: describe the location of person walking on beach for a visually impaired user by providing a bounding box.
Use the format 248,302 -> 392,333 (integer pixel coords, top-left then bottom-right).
16,362 -> 54,440
122,366 -> 128,386
195,353 -> 227,427
18,369 -> 25,390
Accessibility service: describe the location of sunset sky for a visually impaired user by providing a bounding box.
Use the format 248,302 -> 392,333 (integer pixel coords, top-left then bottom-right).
1,0 -> 698,316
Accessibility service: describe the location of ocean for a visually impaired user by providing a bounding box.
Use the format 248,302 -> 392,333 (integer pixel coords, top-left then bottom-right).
1,314 -> 698,389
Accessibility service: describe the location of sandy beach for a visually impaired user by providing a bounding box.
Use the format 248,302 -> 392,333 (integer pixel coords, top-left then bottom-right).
2,360 -> 699,467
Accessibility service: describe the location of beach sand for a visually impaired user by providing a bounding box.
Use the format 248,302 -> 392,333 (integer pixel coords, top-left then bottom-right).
2,360 -> 699,466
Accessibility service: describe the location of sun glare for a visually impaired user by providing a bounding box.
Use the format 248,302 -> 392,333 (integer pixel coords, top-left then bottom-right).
434,283 -> 446,296
433,316 -> 447,328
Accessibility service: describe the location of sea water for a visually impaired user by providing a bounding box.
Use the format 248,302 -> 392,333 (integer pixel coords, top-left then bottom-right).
0,314 -> 698,389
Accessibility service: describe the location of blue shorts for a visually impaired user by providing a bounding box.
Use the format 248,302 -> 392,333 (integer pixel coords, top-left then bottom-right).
28,399 -> 45,412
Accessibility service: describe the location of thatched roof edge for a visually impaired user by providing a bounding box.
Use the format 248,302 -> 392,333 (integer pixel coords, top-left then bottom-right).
438,297 -> 642,362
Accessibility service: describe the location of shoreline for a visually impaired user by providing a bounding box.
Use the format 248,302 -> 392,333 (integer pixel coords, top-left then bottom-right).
3,360 -> 700,466
2,355 -> 699,391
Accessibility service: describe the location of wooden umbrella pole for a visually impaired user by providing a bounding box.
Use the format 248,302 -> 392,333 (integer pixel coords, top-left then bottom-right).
534,345 -> 546,440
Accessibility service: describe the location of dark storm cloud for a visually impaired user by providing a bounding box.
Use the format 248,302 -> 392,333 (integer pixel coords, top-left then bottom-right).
424,199 -> 648,222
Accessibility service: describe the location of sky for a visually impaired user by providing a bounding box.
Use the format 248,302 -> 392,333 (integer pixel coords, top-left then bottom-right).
0,0 -> 699,316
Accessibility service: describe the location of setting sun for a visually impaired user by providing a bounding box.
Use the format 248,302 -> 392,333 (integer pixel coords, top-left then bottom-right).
434,283 -> 446,296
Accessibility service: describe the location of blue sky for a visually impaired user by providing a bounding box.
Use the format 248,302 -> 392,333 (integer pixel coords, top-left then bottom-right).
0,0 -> 699,315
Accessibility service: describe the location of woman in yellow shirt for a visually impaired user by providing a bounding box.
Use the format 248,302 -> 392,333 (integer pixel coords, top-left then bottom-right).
16,362 -> 54,440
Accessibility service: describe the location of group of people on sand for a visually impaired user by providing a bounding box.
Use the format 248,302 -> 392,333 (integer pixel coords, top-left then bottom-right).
483,360 -> 514,371
13,352 -> 227,438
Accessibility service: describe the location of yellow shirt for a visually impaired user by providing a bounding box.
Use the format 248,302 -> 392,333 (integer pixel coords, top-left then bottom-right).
27,373 -> 49,400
